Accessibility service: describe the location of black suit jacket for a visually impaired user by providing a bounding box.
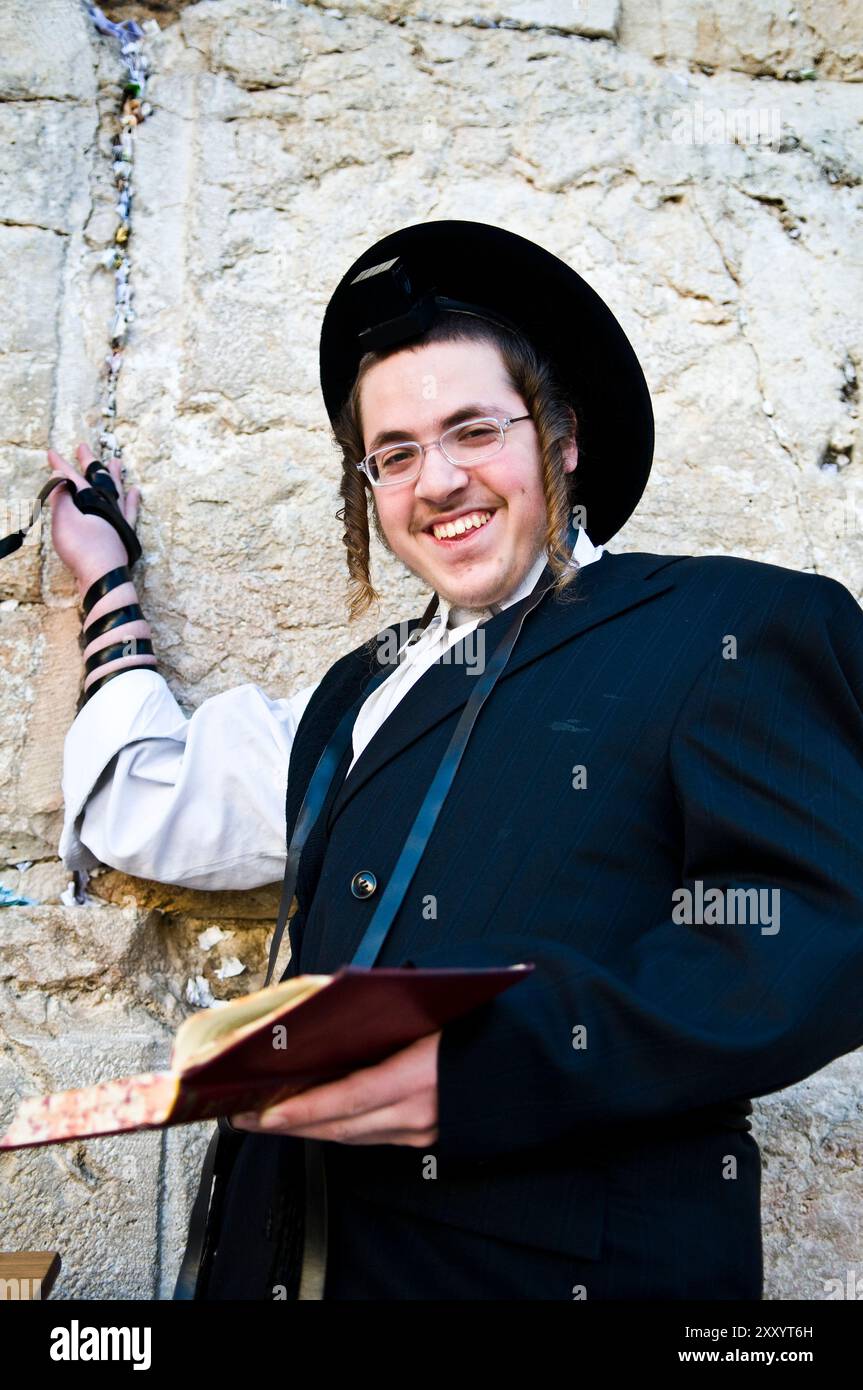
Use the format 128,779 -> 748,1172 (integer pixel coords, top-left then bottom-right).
200,547 -> 863,1300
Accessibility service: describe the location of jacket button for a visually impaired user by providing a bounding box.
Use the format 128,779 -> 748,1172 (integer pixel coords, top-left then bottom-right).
350,870 -> 377,899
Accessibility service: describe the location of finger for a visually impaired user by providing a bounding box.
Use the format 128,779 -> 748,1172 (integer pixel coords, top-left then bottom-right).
104,456 -> 125,491
91,455 -> 129,512
290,1035 -> 438,1128
47,448 -> 79,481
48,446 -> 91,489
124,484 -> 141,527
253,1066 -> 402,1130
43,471 -> 68,509
44,467 -> 83,505
347,1126 -> 439,1148
229,1112 -> 258,1131
93,453 -> 121,489
253,1088 -> 438,1143
76,443 -> 121,495
229,1035 -> 439,1136
75,441 -> 99,471
249,1107 -> 439,1146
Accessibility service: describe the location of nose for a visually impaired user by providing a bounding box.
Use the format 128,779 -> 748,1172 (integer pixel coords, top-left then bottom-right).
413,443 -> 471,502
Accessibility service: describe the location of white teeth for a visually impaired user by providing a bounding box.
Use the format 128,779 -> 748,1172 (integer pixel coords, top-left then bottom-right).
432,511 -> 492,540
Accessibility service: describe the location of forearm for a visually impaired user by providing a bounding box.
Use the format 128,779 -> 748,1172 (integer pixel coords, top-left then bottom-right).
60,657 -> 319,889
76,565 -> 157,700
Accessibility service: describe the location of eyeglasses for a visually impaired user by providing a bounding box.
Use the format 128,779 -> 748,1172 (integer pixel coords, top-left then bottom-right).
357,413 -> 532,488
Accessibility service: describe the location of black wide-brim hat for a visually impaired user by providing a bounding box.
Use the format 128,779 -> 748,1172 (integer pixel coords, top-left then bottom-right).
319,219 -> 654,546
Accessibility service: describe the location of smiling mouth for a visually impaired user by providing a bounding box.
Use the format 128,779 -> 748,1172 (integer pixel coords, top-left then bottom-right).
424,510 -> 497,545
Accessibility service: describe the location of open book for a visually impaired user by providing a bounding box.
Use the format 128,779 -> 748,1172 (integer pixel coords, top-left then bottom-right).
0,963 -> 532,1150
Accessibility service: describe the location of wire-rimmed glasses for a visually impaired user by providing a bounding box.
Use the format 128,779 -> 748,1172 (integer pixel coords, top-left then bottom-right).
356,413 -> 532,487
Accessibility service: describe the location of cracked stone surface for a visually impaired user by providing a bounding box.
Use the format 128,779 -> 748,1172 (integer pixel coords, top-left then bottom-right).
0,0 -> 860,1299
0,905 -> 271,1297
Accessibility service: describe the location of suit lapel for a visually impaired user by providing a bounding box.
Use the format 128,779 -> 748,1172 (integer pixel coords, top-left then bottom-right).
327,548 -> 681,829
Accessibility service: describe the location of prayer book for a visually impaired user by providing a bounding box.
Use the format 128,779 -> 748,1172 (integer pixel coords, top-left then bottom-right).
0,964 -> 531,1149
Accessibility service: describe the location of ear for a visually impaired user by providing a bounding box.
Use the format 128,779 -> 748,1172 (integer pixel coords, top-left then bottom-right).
562,436 -> 578,475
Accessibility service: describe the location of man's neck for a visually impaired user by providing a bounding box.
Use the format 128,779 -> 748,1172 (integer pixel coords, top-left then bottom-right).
446,598 -> 502,630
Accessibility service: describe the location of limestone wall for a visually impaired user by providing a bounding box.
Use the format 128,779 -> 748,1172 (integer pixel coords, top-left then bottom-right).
0,0 -> 860,1299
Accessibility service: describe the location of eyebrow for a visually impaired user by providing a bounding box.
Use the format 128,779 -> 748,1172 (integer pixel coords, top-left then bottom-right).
366,403 -> 509,452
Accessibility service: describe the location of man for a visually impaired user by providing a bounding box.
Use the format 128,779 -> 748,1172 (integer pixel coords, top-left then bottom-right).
49,221 -> 863,1300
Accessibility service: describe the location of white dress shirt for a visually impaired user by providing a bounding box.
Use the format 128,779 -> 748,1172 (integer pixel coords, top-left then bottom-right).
58,529 -> 604,889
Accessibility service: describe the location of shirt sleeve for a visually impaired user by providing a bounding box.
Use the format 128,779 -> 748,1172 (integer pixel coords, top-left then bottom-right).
405,573 -> 863,1162
58,667 -> 320,890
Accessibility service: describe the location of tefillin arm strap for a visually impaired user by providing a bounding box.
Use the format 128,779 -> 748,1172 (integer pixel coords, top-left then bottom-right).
173,512 -> 579,1301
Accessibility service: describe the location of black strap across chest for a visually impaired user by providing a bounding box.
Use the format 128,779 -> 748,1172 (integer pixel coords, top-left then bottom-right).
265,513 -> 578,983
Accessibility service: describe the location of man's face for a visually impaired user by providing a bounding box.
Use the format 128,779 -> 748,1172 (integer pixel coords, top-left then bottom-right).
358,339 -> 577,612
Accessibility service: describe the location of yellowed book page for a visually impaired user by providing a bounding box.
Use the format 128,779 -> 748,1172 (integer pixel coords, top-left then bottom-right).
172,974 -> 332,1071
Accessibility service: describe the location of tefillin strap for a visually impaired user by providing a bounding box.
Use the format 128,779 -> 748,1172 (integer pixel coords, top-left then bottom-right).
282,510 -> 579,1302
